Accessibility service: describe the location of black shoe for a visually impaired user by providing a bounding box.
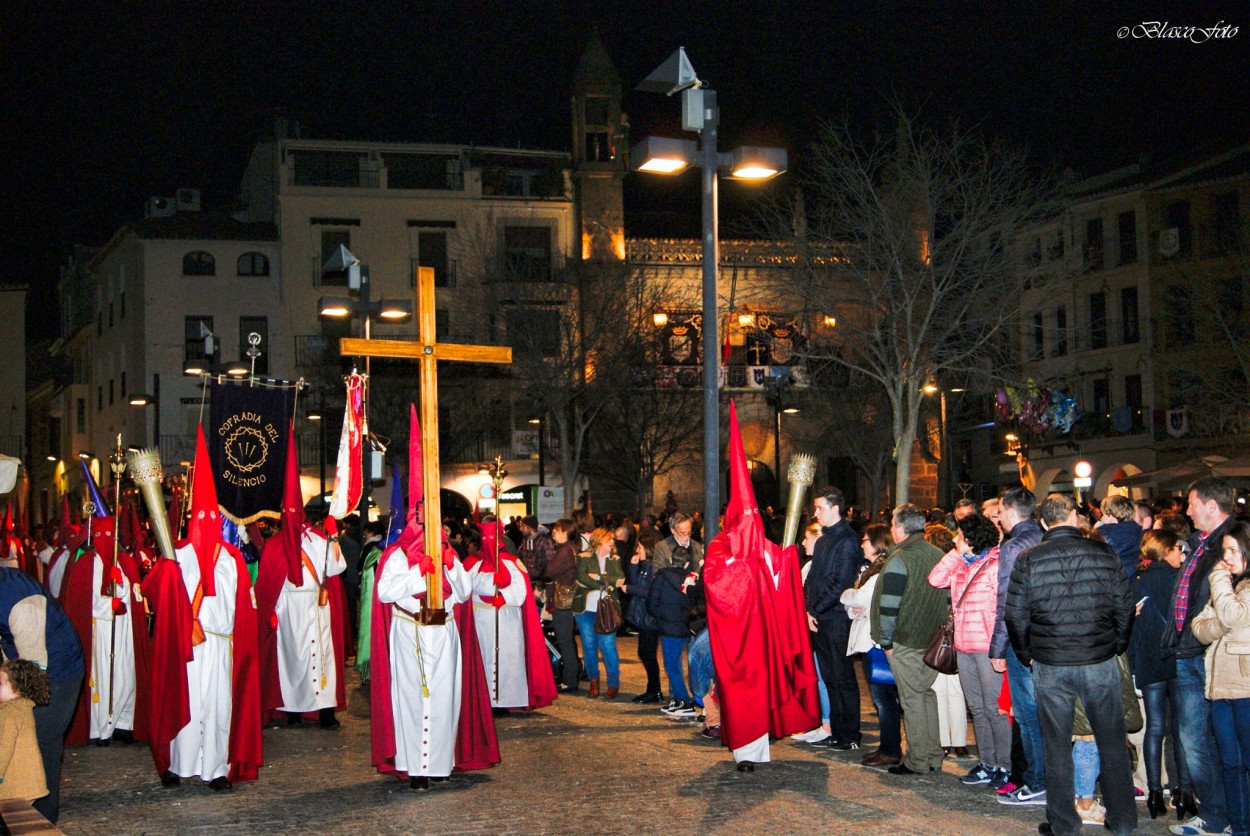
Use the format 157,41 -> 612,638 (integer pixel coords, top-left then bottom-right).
94,737 -> 110,747
827,740 -> 861,751
410,776 -> 430,791
318,708 -> 341,729
953,746 -> 969,757
1147,789 -> 1166,819
631,692 -> 662,704
887,763 -> 934,775
557,684 -> 579,694
430,776 -> 450,783
208,777 -> 232,792
286,712 -> 303,726
736,761 -> 755,773
1038,823 -> 1052,835
112,729 -> 135,745
160,770 -> 181,788
492,707 -> 511,717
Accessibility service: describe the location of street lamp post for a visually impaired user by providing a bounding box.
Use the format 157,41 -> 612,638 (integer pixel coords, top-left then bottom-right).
318,245 -> 412,544
635,48 -> 787,540
127,372 -> 161,452
528,416 -> 545,486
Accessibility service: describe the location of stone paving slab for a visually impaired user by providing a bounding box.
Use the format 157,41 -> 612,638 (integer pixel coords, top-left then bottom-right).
56,639 -> 1174,834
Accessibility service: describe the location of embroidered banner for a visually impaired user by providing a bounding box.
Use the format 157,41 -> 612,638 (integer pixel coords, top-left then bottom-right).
208,382 -> 294,524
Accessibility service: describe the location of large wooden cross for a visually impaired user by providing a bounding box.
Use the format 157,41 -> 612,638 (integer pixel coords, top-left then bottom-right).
340,266 -> 512,616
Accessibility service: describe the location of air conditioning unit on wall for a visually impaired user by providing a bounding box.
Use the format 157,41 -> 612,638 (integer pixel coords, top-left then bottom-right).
145,196 -> 175,218
176,188 -> 201,211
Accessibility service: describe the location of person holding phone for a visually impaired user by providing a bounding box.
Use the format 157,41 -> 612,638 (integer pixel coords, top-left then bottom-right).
1191,521 -> 1250,836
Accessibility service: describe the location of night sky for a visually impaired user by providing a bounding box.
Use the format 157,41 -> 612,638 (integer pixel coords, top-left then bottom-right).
6,1 -> 1249,330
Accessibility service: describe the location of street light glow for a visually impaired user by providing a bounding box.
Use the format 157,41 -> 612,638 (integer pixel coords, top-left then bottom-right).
638,157 -> 689,174
318,296 -> 352,318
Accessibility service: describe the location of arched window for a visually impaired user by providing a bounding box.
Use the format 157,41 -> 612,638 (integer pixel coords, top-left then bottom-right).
183,251 -> 215,276
237,252 -> 270,276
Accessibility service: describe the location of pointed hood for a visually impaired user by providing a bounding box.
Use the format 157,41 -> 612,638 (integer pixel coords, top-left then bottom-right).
388,404 -> 426,566
384,458 -> 405,546
89,515 -> 117,569
277,422 -> 306,585
187,425 -> 223,595
81,457 -> 112,517
57,495 -> 74,547
723,400 -> 766,559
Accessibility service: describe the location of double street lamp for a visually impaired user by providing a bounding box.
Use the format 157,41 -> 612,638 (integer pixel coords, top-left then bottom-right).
633,47 -> 787,539
316,245 -> 412,543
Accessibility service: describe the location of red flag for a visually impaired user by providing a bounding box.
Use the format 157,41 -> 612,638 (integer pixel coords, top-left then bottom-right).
328,374 -> 366,519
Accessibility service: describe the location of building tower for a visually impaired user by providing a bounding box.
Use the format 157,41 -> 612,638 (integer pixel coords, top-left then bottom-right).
571,31 -> 627,263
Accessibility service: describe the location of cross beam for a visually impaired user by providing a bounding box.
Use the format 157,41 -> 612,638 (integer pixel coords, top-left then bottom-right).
340,266 -> 511,615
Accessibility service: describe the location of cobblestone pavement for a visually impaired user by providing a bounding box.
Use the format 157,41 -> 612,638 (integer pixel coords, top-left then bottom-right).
58,639 -> 1175,834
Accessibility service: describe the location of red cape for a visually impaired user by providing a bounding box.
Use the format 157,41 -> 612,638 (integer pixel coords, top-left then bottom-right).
61,548 -> 152,746
702,537 -> 820,750
143,544 -> 264,782
255,533 -> 348,723
465,553 -> 557,711
369,542 -> 500,778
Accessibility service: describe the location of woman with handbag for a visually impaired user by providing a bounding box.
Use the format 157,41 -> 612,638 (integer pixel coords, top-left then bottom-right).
842,523 -> 904,766
1191,520 -> 1250,836
544,520 -> 582,694
573,528 -> 626,699
929,512 -> 1011,790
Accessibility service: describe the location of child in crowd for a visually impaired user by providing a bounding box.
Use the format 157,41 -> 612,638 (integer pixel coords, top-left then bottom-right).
0,659 -> 51,804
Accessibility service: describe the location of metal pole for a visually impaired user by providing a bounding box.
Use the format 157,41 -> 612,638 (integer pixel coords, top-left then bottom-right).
700,91 -> 720,540
153,373 -> 161,453
358,266 -> 371,546
774,397 -> 782,508
939,390 -> 950,509
318,416 -> 327,500
537,417 -> 545,487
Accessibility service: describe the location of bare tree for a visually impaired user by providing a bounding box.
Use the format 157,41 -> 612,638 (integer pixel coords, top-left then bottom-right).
756,108 -> 1066,503
1153,250 -> 1250,440
584,377 -> 702,517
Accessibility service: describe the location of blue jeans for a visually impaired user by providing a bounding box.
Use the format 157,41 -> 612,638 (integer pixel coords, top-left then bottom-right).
1142,678 -> 1191,793
1178,655 -> 1229,830
814,653 -> 831,724
575,611 -> 620,687
661,635 -> 691,702
687,629 -> 715,705
1212,698 -> 1250,836
1006,645 -> 1045,790
34,673 -> 82,823
1074,739 -> 1100,798
1034,658 -> 1137,835
859,652 -> 902,756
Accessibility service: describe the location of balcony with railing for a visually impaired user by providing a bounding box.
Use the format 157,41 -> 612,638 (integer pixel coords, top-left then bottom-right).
1044,319 -> 1149,357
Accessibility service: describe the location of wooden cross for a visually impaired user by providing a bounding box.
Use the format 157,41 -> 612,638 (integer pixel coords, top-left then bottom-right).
340,266 -> 512,616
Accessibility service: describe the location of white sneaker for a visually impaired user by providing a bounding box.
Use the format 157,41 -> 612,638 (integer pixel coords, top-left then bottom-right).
800,729 -> 832,744
1169,816 -> 1225,836
1077,800 -> 1105,826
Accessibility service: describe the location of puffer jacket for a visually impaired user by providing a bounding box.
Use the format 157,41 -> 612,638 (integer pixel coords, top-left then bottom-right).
928,546 -> 1000,653
1005,526 -> 1134,667
1192,568 -> 1250,700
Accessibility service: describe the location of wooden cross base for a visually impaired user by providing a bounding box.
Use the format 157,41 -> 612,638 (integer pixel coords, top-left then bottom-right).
417,607 -> 447,626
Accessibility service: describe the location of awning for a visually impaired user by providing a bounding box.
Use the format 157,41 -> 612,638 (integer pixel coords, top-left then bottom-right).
1112,455 -> 1230,491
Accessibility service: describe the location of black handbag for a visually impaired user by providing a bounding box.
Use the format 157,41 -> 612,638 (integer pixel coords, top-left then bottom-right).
923,556 -> 991,676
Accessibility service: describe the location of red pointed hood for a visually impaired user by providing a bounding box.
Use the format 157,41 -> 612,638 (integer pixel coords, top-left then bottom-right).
278,422 -> 306,585
388,404 -> 425,567
187,426 -> 222,595
57,495 -> 73,547
89,516 -> 117,560
723,400 -> 766,559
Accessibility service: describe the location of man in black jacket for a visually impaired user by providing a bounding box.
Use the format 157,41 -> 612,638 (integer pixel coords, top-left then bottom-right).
1166,476 -> 1238,836
1006,492 -> 1136,836
803,486 -> 865,750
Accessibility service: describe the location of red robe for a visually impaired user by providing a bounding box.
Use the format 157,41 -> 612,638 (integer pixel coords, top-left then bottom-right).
143,544 -> 264,783
702,535 -> 820,750
61,548 -> 152,746
255,533 -> 348,723
463,552 -> 557,711
369,541 -> 499,778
